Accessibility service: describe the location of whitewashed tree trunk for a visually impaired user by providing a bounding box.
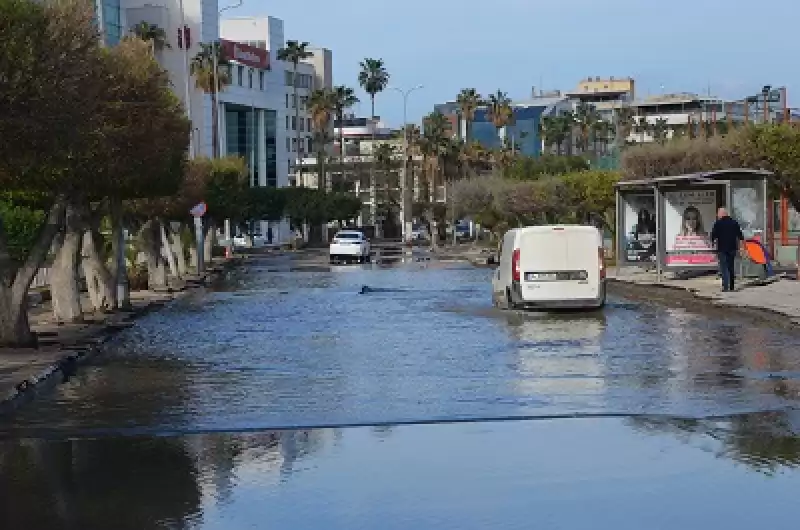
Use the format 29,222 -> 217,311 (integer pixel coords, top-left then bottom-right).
161,222 -> 178,278
110,198 -> 130,310
50,203 -> 84,324
141,220 -> 167,290
203,221 -> 214,263
81,230 -> 115,312
0,197 -> 66,346
170,222 -> 187,277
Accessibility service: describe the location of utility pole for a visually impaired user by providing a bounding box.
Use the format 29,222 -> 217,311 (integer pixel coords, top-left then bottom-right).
390,85 -> 424,243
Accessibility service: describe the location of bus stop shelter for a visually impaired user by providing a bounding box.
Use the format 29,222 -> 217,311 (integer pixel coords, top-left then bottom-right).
615,168 -> 772,279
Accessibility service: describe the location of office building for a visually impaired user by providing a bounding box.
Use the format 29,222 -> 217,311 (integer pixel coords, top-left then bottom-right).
99,1 -> 332,242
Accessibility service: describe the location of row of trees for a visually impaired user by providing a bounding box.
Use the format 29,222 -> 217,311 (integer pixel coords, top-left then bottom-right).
451,170 -> 620,240
621,123 -> 800,211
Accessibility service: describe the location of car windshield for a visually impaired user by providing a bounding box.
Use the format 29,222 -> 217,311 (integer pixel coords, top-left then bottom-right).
336,233 -> 362,239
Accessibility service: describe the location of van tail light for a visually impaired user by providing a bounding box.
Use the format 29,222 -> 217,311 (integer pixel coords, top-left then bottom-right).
512,248 -> 521,282
598,247 -> 606,279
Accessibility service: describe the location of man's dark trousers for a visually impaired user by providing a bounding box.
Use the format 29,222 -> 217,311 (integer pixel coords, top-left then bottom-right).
718,250 -> 736,291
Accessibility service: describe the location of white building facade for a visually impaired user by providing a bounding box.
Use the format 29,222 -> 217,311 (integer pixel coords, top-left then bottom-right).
103,2 -> 332,243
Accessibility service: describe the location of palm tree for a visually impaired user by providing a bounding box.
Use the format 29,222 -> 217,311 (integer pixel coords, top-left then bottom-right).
357,58 -> 390,235
456,88 -> 482,141
331,85 -> 359,181
559,111 -> 577,155
130,21 -> 170,54
486,90 -> 513,163
592,120 -> 613,154
277,40 -> 313,184
614,106 -> 635,147
419,112 -> 452,248
373,142 -> 397,231
652,117 -> 669,143
634,116 -> 651,143
575,102 -> 599,154
357,58 -> 390,122
190,43 -> 230,158
308,88 -> 337,190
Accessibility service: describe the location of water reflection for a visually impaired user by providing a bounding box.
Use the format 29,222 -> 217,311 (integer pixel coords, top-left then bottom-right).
0,436 -> 201,530
505,313 -> 607,402
629,410 -> 800,473
3,417 -> 800,530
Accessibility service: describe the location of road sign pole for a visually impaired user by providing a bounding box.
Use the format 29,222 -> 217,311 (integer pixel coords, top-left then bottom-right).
194,216 -> 205,275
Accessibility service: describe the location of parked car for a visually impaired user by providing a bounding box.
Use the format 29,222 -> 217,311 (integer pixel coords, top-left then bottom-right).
329,230 -> 371,264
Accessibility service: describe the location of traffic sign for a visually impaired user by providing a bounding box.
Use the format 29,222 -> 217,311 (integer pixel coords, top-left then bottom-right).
190,202 -> 207,217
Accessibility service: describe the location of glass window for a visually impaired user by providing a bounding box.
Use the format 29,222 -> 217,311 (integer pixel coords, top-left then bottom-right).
248,68 -> 253,89
285,116 -> 289,129
291,116 -> 296,130
286,137 -> 290,151
292,94 -> 296,108
299,118 -> 304,132
101,0 -> 122,46
237,66 -> 244,86
264,109 -> 277,187
292,138 -> 297,151
285,94 -> 289,108
284,71 -> 293,86
259,71 -> 265,91
307,118 -> 312,131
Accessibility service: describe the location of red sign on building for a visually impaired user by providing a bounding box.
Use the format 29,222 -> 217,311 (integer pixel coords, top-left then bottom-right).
219,39 -> 270,70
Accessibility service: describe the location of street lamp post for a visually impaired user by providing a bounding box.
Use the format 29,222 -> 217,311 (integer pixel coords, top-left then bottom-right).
390,85 -> 423,243
214,0 -> 243,158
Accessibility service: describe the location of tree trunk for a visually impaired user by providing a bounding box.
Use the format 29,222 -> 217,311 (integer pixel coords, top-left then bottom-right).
169,222 -> 187,277
203,221 -> 214,263
0,285 -> 35,347
109,198 -> 130,310
211,89 -> 219,158
293,63 -> 301,183
370,95 -> 378,238
0,197 -> 67,347
141,220 -> 167,290
50,203 -> 84,324
81,230 -> 115,312
161,222 -> 178,278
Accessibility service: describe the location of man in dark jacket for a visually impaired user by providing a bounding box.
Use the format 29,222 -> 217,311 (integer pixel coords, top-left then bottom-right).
710,207 -> 744,292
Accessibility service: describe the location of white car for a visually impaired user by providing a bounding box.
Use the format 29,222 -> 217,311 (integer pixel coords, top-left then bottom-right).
329,230 -> 371,263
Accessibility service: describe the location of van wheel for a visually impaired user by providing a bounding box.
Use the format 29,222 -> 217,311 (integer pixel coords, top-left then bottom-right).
507,288 -> 521,310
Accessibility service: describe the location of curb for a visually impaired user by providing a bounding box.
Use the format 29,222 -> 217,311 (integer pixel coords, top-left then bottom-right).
607,277 -> 800,328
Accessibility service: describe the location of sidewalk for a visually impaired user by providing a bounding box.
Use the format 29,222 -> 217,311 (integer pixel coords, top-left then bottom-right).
608,268 -> 800,323
0,257 -> 242,413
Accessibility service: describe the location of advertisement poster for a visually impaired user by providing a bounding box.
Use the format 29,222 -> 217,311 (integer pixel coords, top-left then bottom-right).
664,189 -> 717,266
731,184 -> 763,237
623,194 -> 656,263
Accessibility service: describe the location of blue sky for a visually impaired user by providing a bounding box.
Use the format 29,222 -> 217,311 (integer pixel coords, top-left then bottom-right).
233,0 -> 797,126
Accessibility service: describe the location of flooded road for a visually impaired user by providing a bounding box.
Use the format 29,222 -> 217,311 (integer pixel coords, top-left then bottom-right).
3,254 -> 799,436
2,253 -> 800,528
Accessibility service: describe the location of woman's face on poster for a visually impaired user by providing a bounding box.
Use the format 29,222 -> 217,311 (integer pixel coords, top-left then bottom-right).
683,208 -> 700,233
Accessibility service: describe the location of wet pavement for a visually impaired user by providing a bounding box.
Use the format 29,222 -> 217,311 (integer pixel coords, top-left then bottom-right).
3,417 -> 800,529
2,252 -> 800,528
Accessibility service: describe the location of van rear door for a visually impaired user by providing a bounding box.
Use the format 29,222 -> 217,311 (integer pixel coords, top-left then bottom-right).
518,226 -> 601,301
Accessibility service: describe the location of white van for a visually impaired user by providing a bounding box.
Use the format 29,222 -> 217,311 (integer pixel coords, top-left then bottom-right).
491,225 -> 606,310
